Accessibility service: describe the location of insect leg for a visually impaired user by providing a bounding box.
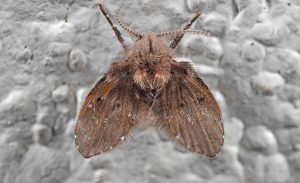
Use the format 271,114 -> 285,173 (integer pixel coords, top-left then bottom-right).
98,3 -> 127,51
170,12 -> 202,50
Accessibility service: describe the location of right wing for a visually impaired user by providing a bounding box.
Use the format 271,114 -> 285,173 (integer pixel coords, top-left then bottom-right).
149,61 -> 224,158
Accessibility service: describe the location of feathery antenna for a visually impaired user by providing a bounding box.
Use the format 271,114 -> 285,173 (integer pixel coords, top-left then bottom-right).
170,12 -> 202,50
115,5 -> 143,40
98,3 -> 127,51
157,29 -> 213,37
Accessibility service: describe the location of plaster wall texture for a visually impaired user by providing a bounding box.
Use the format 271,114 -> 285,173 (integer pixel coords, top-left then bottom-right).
0,0 -> 300,183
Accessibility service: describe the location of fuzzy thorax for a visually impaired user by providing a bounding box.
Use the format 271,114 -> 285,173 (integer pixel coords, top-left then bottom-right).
127,33 -> 172,89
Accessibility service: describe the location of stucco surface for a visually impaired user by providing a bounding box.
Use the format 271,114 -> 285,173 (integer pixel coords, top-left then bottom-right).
0,0 -> 300,182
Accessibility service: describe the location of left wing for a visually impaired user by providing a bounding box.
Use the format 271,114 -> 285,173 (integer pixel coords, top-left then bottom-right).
75,62 -> 152,158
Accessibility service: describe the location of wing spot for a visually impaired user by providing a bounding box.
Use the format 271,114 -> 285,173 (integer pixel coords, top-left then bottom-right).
120,136 -> 125,141
132,114 -> 137,119
88,104 -> 93,108
180,103 -> 184,107
187,114 -> 191,122
97,96 -> 106,102
128,113 -> 137,119
197,95 -> 205,103
163,114 -> 171,120
151,89 -> 158,93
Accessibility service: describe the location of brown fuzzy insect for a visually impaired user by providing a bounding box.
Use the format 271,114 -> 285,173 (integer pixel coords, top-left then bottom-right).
74,3 -> 224,158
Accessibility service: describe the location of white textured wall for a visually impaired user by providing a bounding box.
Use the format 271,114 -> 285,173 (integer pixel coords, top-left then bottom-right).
1,0 -> 300,183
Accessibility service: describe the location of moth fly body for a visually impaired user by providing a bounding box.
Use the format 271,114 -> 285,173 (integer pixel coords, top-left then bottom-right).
74,2 -> 224,159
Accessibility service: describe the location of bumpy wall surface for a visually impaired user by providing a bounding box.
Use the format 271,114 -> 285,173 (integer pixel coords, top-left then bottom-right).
1,0 -> 300,182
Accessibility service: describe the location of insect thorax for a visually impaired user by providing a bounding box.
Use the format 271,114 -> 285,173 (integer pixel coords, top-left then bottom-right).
127,33 -> 172,89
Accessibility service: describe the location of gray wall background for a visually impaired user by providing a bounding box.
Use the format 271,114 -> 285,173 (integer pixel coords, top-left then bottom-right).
1,0 -> 300,182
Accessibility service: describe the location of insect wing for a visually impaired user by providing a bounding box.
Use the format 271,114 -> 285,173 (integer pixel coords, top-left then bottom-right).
75,65 -> 151,158
150,61 -> 224,158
